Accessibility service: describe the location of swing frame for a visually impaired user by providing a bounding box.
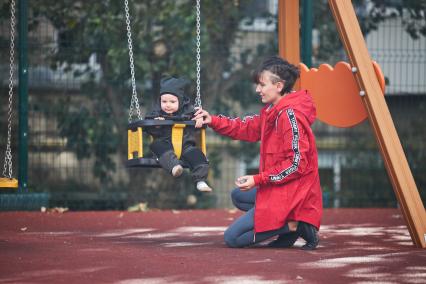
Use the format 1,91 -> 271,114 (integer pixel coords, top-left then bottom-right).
278,0 -> 426,248
124,0 -> 207,169
0,0 -> 18,189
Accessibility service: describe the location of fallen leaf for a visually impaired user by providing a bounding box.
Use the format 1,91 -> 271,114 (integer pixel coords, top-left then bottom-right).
228,209 -> 238,214
127,202 -> 149,212
51,207 -> 69,213
138,203 -> 148,212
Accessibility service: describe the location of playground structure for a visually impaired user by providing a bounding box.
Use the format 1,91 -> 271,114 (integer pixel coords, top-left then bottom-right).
277,0 -> 426,248
1,0 -> 425,249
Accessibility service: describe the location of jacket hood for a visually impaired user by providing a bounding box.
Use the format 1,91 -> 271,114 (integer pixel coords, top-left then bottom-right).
147,76 -> 194,118
272,90 -> 316,125
159,76 -> 189,100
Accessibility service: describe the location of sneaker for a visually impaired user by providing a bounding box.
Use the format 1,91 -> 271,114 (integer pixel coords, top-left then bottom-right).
267,232 -> 299,248
297,222 -> 319,250
196,181 -> 212,192
171,165 -> 183,177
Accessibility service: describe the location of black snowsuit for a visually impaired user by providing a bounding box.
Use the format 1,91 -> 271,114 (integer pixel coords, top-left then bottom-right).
145,77 -> 209,183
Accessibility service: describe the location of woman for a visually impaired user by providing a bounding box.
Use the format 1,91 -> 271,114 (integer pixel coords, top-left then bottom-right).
193,56 -> 322,249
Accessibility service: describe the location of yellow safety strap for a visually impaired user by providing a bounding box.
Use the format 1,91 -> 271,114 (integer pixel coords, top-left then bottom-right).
0,177 -> 18,189
128,127 -> 143,160
171,124 -> 186,159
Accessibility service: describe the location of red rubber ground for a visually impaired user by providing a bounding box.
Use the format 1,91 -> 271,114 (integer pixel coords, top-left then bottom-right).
0,209 -> 425,283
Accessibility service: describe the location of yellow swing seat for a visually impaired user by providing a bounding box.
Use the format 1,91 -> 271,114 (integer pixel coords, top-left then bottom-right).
126,119 -> 207,168
0,177 -> 18,189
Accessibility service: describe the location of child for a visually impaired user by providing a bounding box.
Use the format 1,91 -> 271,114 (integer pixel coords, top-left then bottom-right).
146,76 -> 212,192
193,56 -> 322,249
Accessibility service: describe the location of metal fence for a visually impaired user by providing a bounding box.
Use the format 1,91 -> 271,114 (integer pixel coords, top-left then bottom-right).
0,0 -> 425,210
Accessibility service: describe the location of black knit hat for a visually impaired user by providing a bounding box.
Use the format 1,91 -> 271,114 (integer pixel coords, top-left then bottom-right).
160,76 -> 190,100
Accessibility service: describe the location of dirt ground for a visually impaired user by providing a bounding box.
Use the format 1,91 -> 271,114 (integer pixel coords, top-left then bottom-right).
0,208 -> 425,283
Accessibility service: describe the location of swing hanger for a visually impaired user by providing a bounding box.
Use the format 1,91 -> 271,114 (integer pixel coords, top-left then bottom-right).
124,0 -> 206,169
1,0 -> 18,189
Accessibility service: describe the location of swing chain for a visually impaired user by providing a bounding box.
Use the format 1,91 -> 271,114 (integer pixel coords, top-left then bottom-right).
124,0 -> 142,122
195,0 -> 202,109
2,0 -> 16,179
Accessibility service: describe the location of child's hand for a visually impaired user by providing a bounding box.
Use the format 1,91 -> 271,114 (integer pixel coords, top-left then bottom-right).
154,117 -> 165,120
235,175 -> 255,191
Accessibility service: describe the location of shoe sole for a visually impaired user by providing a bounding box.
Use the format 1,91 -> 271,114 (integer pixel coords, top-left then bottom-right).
301,239 -> 319,250
197,187 -> 212,192
172,166 -> 183,177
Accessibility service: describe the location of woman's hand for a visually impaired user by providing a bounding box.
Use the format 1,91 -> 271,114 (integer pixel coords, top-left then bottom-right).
195,118 -> 204,128
154,117 -> 165,120
193,107 -> 212,126
235,175 -> 255,191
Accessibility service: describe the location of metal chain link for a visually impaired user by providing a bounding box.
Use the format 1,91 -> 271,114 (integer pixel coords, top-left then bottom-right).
124,0 -> 142,122
2,0 -> 16,179
195,0 -> 202,108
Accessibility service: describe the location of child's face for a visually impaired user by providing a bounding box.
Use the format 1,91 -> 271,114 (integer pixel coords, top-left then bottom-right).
255,71 -> 285,105
160,93 -> 179,114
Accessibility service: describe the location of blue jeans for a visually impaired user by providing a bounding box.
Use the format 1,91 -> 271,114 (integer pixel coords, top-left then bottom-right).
224,188 -> 290,248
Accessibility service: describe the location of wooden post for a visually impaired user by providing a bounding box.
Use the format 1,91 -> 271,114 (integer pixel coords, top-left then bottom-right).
278,0 -> 301,89
328,0 -> 426,248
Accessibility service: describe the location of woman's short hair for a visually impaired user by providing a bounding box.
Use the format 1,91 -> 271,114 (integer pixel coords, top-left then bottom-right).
252,56 -> 300,94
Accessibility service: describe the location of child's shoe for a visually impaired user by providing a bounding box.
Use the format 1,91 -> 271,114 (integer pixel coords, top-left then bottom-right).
196,181 -> 212,192
171,164 -> 183,177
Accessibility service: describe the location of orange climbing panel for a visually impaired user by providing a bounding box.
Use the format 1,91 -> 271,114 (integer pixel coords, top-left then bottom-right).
299,61 -> 385,128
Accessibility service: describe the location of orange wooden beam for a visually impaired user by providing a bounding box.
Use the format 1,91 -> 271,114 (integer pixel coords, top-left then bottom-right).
328,0 -> 426,248
278,0 -> 301,90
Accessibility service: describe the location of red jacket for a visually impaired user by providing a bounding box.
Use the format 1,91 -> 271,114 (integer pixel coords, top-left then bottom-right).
209,90 -> 323,233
